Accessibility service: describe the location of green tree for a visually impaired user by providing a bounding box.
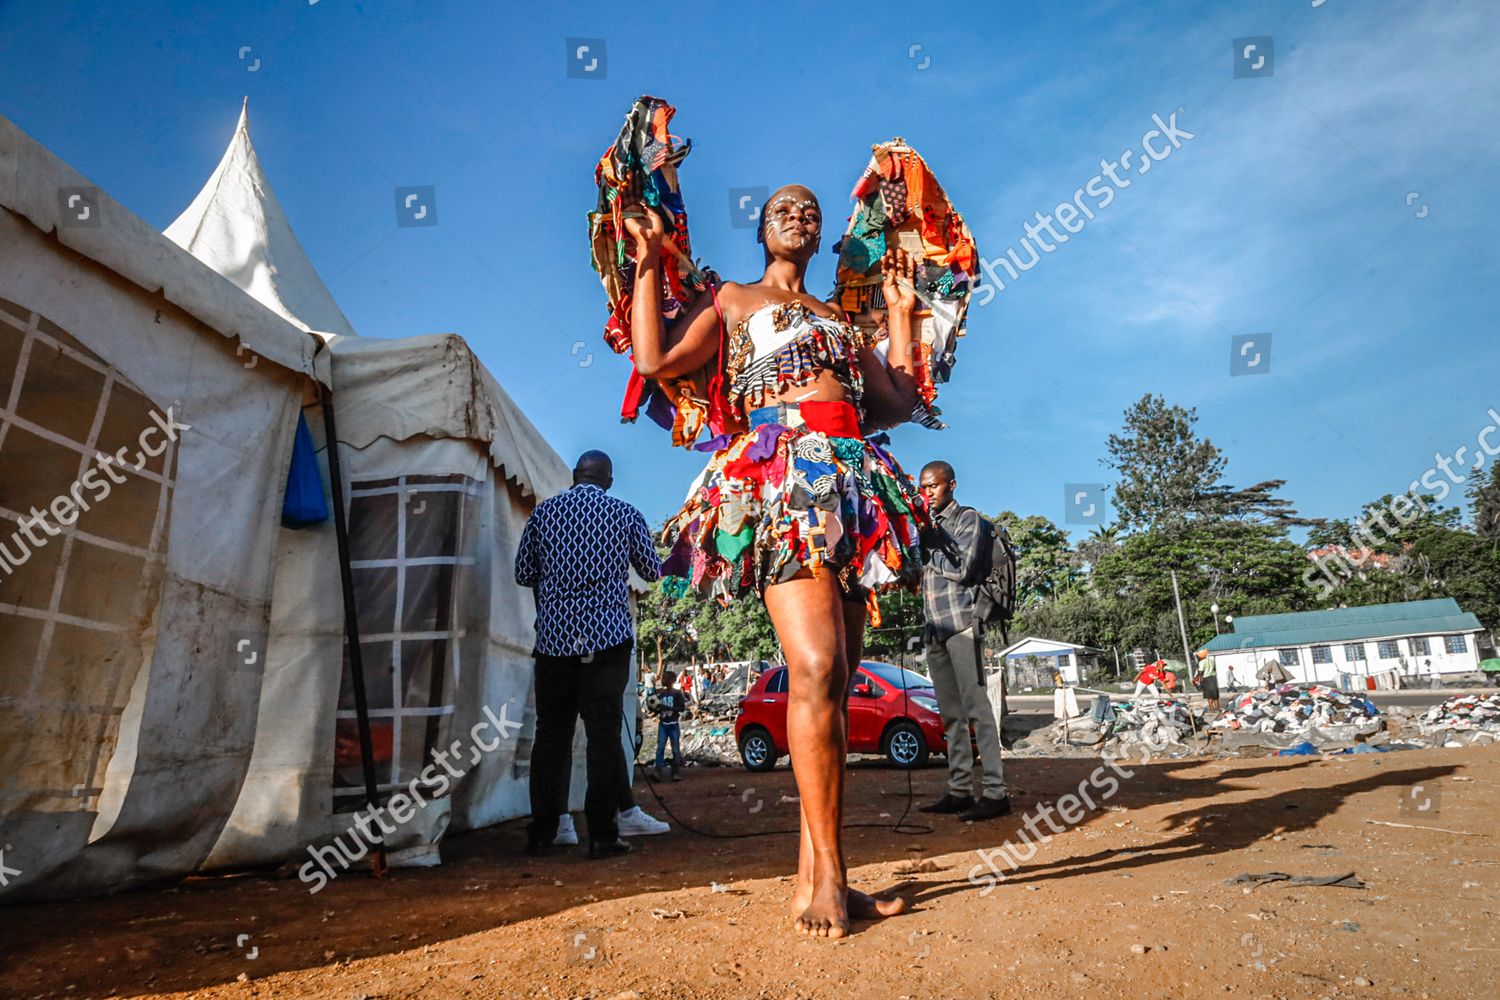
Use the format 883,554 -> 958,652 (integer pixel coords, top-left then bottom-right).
1104,394 -> 1226,531
990,510 -> 1078,608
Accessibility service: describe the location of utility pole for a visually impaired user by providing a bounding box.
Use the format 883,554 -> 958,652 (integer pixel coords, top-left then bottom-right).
1170,569 -> 1196,693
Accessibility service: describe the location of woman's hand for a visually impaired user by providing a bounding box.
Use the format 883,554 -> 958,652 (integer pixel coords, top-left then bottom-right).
880,247 -> 918,315
620,171 -> 665,259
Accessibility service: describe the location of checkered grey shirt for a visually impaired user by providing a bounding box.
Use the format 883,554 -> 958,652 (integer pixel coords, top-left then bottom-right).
921,501 -> 986,642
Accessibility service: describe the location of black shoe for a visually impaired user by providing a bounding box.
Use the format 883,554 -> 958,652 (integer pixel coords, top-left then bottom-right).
918,793 -> 975,815
959,795 -> 1012,822
524,832 -> 555,857
588,838 -> 633,859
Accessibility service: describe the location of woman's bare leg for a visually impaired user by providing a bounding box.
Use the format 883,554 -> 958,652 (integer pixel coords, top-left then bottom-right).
765,572 -> 851,937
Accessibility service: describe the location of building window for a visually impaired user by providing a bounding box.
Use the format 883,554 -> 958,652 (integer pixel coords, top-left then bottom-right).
1278,648 -> 1302,666
1408,636 -> 1431,656
1311,645 -> 1333,664
1377,640 -> 1401,659
333,473 -> 479,811
1344,643 -> 1366,662
1444,634 -> 1469,655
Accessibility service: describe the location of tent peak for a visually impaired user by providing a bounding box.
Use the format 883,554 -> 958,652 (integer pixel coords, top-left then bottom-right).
165,104 -> 357,340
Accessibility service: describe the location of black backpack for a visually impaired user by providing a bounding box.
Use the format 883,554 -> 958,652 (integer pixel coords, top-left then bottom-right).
974,517 -> 1018,641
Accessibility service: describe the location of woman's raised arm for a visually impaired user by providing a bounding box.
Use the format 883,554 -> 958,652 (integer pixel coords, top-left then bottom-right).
855,248 -> 920,429
622,196 -> 722,379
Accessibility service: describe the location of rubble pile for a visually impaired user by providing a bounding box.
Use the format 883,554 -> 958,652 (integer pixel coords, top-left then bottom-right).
1102,697 -> 1205,757
679,722 -> 740,765
1418,692 -> 1500,746
1209,684 -> 1381,746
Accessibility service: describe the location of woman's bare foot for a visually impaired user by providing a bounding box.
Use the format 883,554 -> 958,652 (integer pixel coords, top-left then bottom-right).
794,875 -> 850,938
848,888 -> 907,919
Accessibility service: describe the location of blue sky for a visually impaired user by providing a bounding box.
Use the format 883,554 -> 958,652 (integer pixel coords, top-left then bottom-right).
3,0 -> 1497,537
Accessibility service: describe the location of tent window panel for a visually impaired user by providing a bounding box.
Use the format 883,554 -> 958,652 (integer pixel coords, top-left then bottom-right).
35,624 -> 131,708
0,616 -> 44,700
94,390 -> 173,479
338,641 -> 395,712
404,492 -> 463,558
332,717 -> 394,794
350,567 -> 398,636
400,639 -> 453,711
0,314 -> 23,403
57,539 -> 151,625
13,337 -> 107,444
400,562 -> 455,634
0,425 -> 82,514
0,706 -> 107,813
0,512 -> 66,611
71,465 -> 165,552
347,492 -> 399,561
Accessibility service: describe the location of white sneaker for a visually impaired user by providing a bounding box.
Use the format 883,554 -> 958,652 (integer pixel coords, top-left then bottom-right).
617,805 -> 670,837
553,814 -> 579,846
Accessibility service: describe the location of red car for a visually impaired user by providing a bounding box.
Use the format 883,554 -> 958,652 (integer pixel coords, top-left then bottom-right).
735,660 -> 947,770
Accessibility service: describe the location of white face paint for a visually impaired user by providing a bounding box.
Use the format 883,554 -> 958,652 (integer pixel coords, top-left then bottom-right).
764,194 -> 821,243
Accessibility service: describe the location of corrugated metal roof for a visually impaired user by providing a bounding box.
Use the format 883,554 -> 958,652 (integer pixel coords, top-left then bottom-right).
1204,598 -> 1483,652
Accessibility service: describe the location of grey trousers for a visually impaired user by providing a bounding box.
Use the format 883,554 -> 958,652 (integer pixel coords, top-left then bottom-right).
926,627 -> 1005,799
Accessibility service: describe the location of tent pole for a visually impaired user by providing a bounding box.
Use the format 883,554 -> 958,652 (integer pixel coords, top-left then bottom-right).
320,386 -> 387,877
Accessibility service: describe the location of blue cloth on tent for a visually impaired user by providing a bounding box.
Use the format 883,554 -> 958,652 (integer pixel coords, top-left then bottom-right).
282,411 -> 330,527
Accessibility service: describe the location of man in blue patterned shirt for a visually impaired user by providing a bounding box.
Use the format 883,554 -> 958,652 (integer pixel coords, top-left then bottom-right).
516,450 -> 662,858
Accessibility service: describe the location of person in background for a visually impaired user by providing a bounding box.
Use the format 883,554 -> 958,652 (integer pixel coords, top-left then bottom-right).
1133,659 -> 1166,700
916,461 -> 1010,822
1257,657 -> 1291,689
650,670 -> 689,782
516,450 -> 661,860
1193,649 -> 1220,711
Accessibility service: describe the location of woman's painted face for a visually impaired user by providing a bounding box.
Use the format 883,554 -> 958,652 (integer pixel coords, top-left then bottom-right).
763,189 -> 821,254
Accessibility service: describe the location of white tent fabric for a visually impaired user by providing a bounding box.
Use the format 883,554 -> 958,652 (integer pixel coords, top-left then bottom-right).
0,112 -> 321,900
208,336 -> 598,878
164,100 -> 358,340
1,106 -> 628,902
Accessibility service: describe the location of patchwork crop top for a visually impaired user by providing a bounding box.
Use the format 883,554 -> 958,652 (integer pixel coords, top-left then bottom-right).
724,300 -> 870,414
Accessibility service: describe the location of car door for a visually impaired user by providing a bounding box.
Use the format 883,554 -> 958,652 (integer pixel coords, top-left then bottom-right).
759,667 -> 790,750
847,669 -> 887,752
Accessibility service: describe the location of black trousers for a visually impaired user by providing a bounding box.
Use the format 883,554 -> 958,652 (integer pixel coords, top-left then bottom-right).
529,640 -> 631,844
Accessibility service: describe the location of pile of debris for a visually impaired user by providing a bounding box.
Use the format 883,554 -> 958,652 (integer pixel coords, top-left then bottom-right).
1100,696 -> 1206,758
1418,692 -> 1500,746
1208,684 -> 1381,748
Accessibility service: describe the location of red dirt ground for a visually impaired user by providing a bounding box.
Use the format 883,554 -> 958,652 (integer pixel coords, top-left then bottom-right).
2,747 -> 1497,1000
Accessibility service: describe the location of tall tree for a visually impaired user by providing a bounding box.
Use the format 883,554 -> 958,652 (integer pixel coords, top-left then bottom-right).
1468,463 -> 1500,544
1104,394 -> 1226,531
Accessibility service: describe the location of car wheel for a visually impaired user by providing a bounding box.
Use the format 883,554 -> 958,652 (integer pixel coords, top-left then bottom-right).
739,727 -> 777,772
884,721 -> 929,769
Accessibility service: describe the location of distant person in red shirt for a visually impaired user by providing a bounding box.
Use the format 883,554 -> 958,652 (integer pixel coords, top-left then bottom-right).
1133,660 -> 1166,700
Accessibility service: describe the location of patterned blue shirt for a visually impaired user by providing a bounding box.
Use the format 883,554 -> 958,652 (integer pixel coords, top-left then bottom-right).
515,484 -> 663,657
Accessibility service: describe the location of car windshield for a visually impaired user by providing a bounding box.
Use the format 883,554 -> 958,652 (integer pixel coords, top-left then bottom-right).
861,661 -> 934,690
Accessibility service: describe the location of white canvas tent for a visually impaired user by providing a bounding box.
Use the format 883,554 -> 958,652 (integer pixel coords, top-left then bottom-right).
1,104 -> 629,901
0,111 -> 321,900
163,108 -> 629,875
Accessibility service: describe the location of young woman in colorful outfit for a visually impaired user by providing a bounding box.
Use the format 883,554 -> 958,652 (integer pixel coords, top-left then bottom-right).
623,182 -> 929,938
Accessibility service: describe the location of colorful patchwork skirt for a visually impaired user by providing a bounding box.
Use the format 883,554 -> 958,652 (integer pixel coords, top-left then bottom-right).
660,400 -> 928,622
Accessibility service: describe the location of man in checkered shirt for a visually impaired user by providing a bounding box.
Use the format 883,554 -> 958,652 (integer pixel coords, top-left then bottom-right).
516,450 -> 662,858
917,460 -> 1010,822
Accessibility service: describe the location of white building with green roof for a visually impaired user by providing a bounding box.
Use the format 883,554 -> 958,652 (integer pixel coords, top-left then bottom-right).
1202,598 -> 1489,687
